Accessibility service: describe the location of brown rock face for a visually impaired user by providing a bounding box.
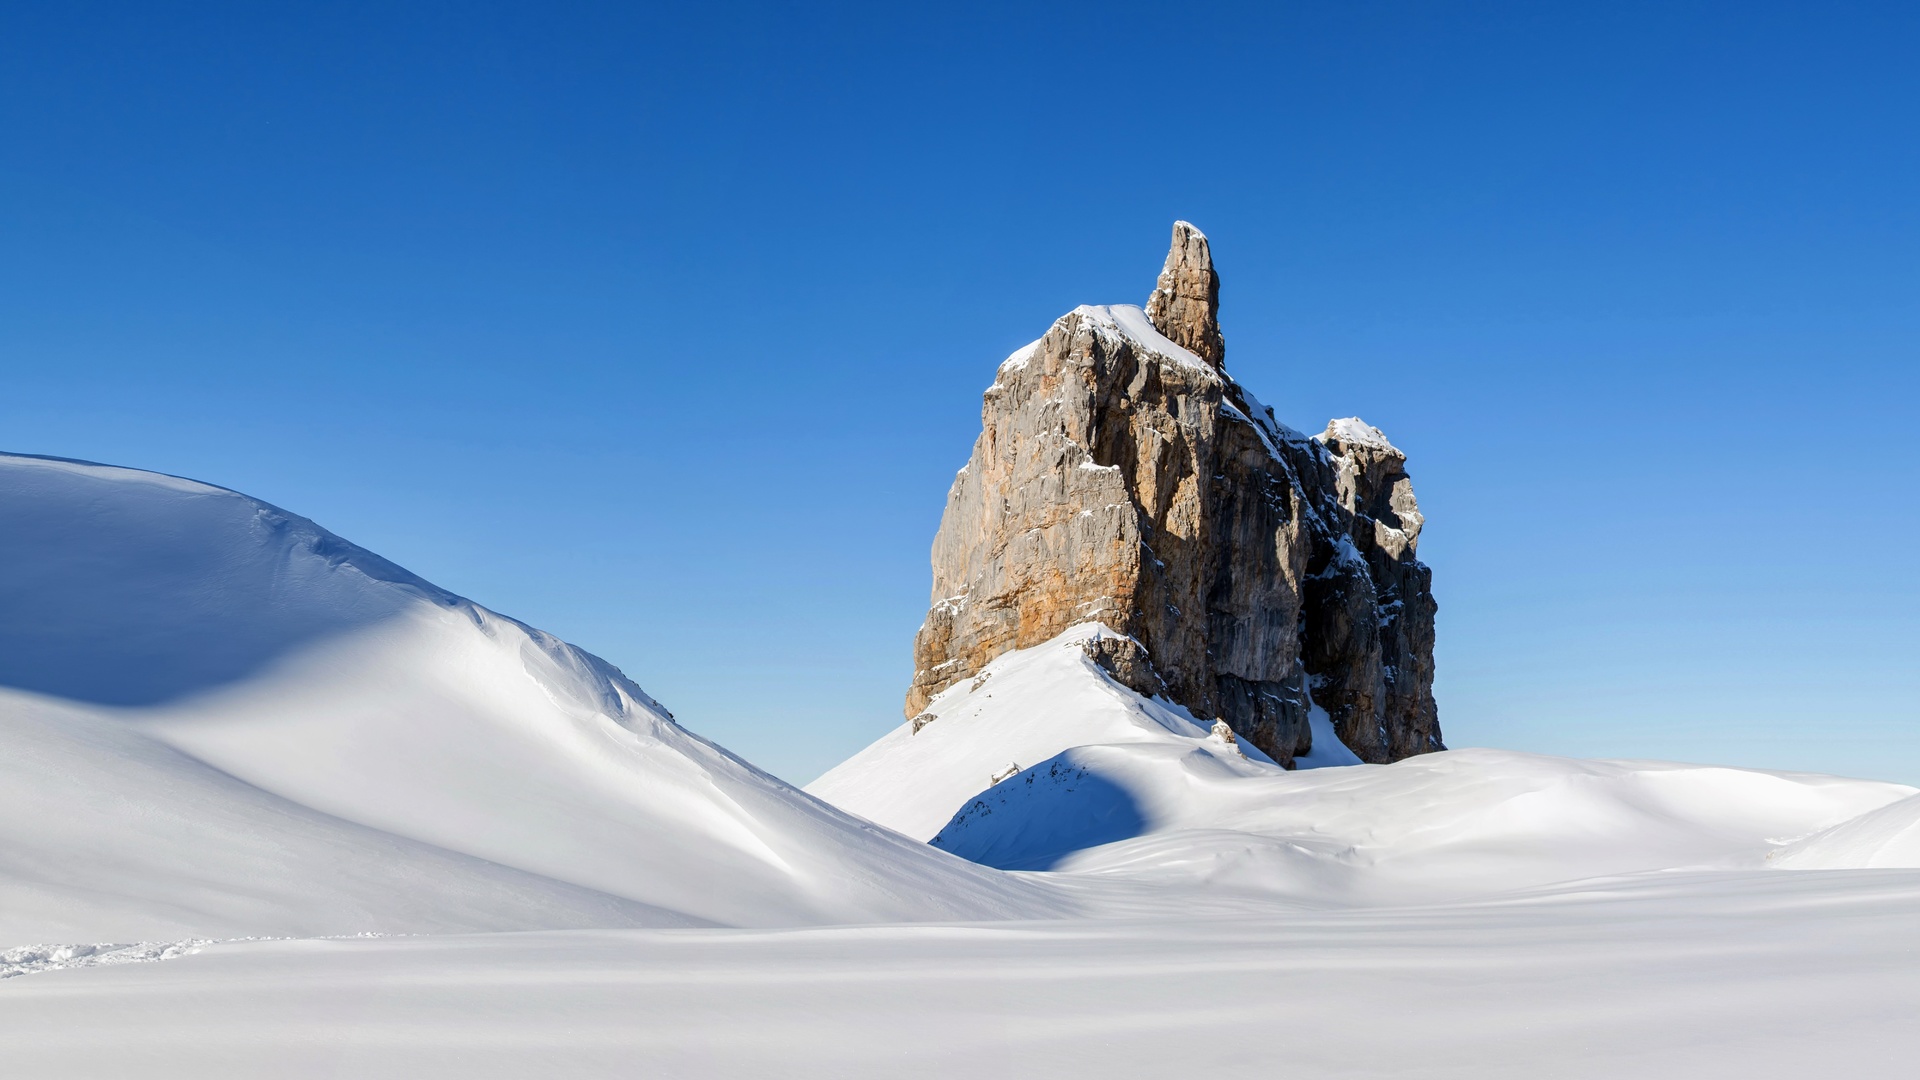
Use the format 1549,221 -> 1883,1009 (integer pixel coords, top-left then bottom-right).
905,224 -> 1442,766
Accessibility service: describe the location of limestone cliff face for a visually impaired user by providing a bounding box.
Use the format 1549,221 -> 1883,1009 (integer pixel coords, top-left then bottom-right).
907,223 -> 1442,766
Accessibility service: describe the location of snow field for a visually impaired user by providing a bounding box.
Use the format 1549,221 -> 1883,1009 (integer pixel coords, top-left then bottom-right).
3,871 -> 1916,1079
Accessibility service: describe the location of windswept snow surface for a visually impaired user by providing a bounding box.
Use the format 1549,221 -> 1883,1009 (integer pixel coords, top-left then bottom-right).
0,453 -> 1054,940
5,872 -> 1918,1079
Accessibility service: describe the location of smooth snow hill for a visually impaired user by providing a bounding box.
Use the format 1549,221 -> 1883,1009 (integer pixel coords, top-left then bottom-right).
0,453 -> 1055,941
809,622 -> 1920,903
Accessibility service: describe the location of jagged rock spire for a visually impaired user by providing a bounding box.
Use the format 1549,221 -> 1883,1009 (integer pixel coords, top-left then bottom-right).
1144,221 -> 1225,369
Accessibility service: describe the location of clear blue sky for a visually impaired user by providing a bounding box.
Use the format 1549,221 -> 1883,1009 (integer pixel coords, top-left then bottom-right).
4,2 -> 1916,784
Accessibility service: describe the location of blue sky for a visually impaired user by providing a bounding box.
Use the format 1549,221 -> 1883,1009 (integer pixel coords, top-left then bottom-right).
4,2 -> 1916,784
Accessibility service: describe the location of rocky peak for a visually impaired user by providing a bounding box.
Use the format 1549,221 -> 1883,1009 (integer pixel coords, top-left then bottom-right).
906,224 -> 1442,766
1144,221 -> 1225,369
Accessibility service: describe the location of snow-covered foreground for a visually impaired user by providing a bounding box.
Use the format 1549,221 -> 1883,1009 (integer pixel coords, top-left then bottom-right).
5,871 -> 1918,1079
7,451 -> 1920,1075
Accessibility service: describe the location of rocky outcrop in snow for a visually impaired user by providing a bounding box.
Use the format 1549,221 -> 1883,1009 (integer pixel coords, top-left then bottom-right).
904,223 -> 1443,765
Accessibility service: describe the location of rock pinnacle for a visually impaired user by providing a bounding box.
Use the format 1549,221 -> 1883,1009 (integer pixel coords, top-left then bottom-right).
1144,220 -> 1225,369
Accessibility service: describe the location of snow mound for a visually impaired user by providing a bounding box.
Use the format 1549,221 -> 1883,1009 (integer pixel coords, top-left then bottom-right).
0,453 -> 1052,941
811,623 -> 1917,903
1771,793 -> 1920,868
945,743 -> 1914,902
807,623 -> 1281,841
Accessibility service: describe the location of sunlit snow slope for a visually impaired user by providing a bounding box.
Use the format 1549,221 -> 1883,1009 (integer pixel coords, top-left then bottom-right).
809,624 -> 1294,842
0,453 -> 1052,941
1773,793 -> 1920,869
810,623 -> 1919,902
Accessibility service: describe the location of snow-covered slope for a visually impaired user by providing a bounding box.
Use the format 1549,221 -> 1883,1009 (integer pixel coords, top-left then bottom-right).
1772,793 -> 1920,869
811,622 -> 1919,900
810,623 -> 1285,841
947,744 -> 1915,902
0,691 -> 677,941
812,622 -> 1363,843
0,453 -> 1054,940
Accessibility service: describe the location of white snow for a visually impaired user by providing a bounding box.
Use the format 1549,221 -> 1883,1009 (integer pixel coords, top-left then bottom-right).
987,305 -> 1217,391
1319,415 -> 1399,453
1099,304 -> 1217,373
10,451 -> 1920,1076
1,939 -> 213,979
0,452 -> 1054,940
5,872 -> 1919,1078
1235,383 -> 1313,448
1100,304 -> 1207,367
813,622 -> 1916,900
0,688 -> 703,940
993,335 -> 1045,378
1772,792 -> 1920,868
1018,745 -> 1912,904
1217,397 -> 1288,461
1295,702 -> 1364,767
1077,304 -> 1217,373
807,623 -> 1272,842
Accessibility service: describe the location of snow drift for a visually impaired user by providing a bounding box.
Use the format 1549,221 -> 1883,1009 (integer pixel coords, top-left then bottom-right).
811,622 -> 1919,901
0,453 -> 1052,941
1771,793 -> 1920,869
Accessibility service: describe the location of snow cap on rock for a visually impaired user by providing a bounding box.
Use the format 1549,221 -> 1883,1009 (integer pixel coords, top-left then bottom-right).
1319,417 -> 1402,458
